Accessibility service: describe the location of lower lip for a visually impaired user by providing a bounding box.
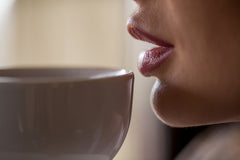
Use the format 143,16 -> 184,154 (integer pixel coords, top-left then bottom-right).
138,46 -> 174,76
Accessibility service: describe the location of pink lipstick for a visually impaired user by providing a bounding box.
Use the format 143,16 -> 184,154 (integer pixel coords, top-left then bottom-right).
127,21 -> 174,76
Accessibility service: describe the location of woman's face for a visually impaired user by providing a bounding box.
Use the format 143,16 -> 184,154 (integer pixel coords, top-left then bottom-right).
127,0 -> 240,127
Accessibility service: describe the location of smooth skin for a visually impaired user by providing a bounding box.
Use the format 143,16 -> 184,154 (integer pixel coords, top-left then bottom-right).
128,0 -> 240,127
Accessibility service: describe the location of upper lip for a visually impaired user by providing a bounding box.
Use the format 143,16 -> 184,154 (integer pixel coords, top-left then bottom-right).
127,19 -> 174,48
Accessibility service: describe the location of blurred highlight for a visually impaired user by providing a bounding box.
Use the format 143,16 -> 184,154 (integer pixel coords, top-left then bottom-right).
0,0 -> 15,24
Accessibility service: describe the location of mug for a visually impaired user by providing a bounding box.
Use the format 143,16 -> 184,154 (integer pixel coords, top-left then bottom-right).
0,67 -> 134,160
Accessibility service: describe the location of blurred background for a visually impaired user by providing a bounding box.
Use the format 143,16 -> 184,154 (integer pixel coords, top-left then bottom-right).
0,0 -> 208,159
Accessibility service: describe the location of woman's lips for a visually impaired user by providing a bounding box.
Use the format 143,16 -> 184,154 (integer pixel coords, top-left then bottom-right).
138,47 -> 173,76
127,21 -> 174,76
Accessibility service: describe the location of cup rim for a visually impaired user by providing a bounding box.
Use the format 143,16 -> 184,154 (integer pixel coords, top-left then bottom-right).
0,67 -> 134,84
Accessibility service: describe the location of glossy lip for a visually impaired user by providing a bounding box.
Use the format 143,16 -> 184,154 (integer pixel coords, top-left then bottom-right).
127,19 -> 174,76
127,20 -> 173,47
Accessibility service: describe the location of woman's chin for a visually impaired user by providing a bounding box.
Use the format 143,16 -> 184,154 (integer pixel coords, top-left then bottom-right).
150,80 -> 190,127
150,80 -> 240,128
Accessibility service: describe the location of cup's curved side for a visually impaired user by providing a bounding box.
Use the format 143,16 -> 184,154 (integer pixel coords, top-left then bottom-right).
0,71 -> 134,160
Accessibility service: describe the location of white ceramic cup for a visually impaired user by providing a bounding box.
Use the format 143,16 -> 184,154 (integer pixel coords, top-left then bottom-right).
0,68 -> 134,160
